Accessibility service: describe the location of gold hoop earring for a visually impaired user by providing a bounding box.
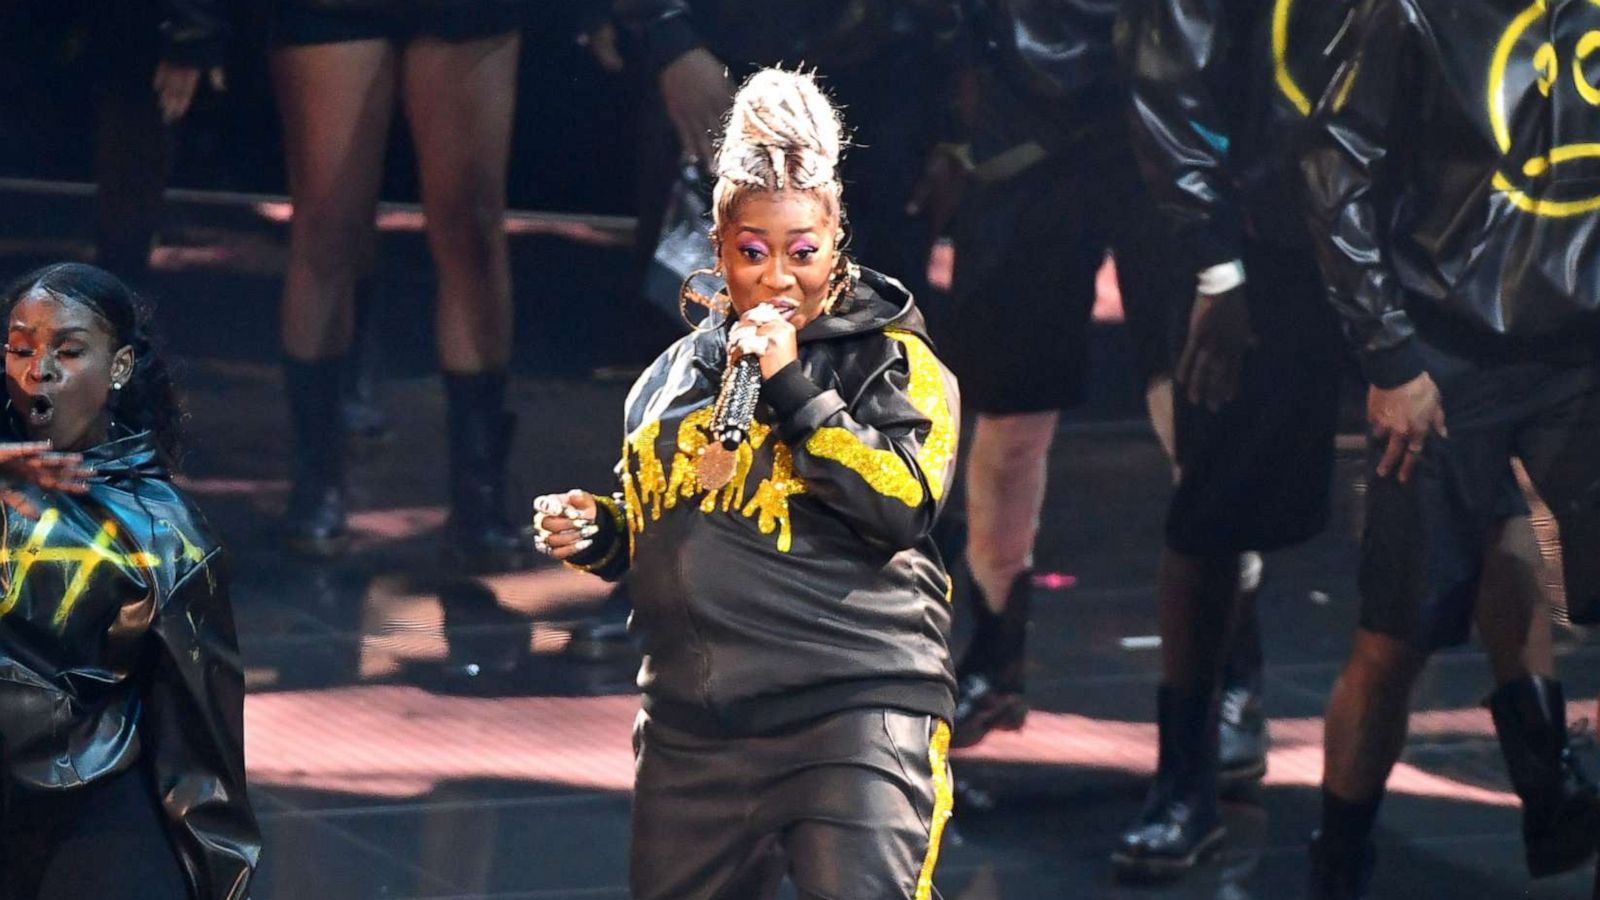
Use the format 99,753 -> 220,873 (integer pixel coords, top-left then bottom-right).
679,267 -> 728,329
821,256 -> 858,315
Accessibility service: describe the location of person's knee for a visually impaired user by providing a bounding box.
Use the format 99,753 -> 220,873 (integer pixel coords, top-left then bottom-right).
292,209 -> 374,277
1344,630 -> 1426,691
972,413 -> 1057,460
424,170 -> 506,254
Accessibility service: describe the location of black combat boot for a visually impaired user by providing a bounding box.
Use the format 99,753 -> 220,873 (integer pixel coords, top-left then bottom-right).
341,281 -> 393,452
952,570 -> 1031,748
1488,675 -> 1600,877
1308,830 -> 1374,900
282,358 -> 349,557
444,372 -> 532,573
1112,684 -> 1226,881
1219,568 -> 1268,790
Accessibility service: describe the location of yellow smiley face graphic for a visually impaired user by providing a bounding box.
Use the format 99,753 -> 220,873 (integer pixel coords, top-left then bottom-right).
1490,0 -> 1600,216
1275,0 -> 1316,115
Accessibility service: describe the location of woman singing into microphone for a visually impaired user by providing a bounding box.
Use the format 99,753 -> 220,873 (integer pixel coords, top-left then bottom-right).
534,68 -> 961,900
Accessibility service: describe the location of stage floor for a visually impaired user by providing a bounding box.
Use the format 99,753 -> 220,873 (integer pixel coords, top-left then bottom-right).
1,184 -> 1596,899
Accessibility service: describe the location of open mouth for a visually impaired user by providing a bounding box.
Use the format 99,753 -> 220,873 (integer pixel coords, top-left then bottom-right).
764,299 -> 800,321
26,394 -> 53,429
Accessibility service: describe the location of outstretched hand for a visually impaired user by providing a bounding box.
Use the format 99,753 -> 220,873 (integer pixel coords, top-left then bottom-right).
0,442 -> 92,518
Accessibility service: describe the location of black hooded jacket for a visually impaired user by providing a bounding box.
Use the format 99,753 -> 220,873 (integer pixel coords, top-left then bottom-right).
1301,0 -> 1600,388
1117,0 -> 1357,269
0,431 -> 258,900
566,269 -> 960,737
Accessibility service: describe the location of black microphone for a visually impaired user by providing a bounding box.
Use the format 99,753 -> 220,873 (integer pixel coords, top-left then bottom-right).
711,354 -> 762,449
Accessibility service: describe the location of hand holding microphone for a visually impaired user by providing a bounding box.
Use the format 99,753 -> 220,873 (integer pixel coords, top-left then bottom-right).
729,303 -> 797,378
708,304 -> 797,465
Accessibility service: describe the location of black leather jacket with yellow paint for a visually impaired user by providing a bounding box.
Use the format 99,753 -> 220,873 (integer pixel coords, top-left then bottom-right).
1117,0 -> 1356,268
0,431 -> 258,900
569,269 -> 959,736
1302,0 -> 1600,388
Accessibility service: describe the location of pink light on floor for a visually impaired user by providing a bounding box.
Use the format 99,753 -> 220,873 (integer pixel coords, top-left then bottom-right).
954,705 -> 1530,809
175,476 -> 290,496
347,506 -> 450,541
246,687 -> 639,797
244,685 -> 1561,809
1031,572 -> 1078,591
1092,255 -> 1125,324
252,201 -> 630,246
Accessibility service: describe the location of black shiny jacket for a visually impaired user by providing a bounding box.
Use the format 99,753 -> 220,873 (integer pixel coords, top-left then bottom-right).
613,0 -> 962,73
567,270 -> 960,736
1117,0 -> 1355,268
157,0 -> 229,67
965,0 -> 1122,101
0,431 -> 258,899
1302,0 -> 1600,388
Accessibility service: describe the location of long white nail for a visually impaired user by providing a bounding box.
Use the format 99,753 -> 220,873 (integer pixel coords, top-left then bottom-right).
580,525 -> 599,537
574,539 -> 593,551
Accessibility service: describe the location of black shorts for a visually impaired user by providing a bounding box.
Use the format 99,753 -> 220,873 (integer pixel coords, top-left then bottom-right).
944,125 -> 1183,415
1164,241 -> 1342,556
272,1 -> 528,46
1359,336 -> 1600,651
630,707 -> 951,900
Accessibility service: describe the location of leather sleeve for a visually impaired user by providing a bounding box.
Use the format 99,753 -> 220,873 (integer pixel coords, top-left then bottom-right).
1300,0 -> 1425,388
1119,0 -> 1243,271
770,332 -> 959,552
144,547 -> 260,900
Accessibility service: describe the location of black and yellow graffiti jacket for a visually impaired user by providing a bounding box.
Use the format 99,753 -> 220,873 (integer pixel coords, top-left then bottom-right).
567,269 -> 960,737
1117,0 -> 1355,267
0,430 -> 258,899
1302,0 -> 1600,388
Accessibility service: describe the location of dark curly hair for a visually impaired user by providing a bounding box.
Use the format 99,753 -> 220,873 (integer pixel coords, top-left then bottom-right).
0,263 -> 185,465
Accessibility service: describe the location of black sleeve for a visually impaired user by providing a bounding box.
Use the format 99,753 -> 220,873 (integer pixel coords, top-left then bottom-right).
767,332 -> 960,552
158,0 -> 229,68
1300,0 -> 1425,388
144,548 -> 260,900
1119,0 -> 1244,271
613,0 -> 703,76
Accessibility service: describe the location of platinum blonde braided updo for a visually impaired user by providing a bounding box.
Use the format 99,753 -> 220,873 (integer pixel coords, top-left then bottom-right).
711,68 -> 847,238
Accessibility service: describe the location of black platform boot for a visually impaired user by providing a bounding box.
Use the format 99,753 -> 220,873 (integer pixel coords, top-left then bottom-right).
1308,830 -> 1374,900
283,358 -> 349,557
1113,684 -> 1226,881
444,372 -> 532,573
1219,567 -> 1268,791
341,280 -> 393,453
1489,675 -> 1600,877
952,570 -> 1031,748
